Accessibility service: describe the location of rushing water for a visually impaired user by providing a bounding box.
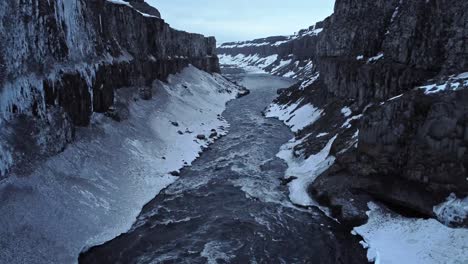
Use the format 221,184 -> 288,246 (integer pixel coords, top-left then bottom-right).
80,73 -> 367,264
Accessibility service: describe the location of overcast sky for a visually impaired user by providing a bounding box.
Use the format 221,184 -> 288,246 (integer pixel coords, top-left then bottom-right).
147,0 -> 335,44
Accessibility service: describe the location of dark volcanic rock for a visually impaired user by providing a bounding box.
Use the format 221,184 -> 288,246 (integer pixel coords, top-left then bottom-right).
196,134 -> 207,140
0,0 -> 220,179
268,0 -> 468,225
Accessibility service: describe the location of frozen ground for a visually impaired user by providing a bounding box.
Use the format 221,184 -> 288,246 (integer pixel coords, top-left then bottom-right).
354,202 -> 468,264
0,66 -> 240,264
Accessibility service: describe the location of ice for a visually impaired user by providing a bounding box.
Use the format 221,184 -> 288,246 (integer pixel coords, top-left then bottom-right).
434,193 -> 468,226
0,66 -> 240,263
354,202 -> 468,264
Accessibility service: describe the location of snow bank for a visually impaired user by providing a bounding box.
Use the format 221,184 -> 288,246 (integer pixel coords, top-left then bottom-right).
265,99 -> 336,208
276,135 -> 337,207
0,66 -> 240,263
354,202 -> 468,264
265,100 -> 323,132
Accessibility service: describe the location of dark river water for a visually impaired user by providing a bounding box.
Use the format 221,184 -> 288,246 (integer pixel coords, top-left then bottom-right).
79,73 -> 367,264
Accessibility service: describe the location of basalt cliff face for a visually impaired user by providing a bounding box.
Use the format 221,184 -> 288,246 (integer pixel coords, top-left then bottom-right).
217,24 -> 323,79
265,0 -> 468,226
0,0 -> 219,178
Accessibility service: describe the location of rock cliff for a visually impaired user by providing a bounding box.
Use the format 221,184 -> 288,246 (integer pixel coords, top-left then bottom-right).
217,24 -> 323,79
0,0 -> 219,178
266,0 -> 468,226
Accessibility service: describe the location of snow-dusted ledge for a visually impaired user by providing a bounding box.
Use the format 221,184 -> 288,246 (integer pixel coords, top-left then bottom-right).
0,66 -> 241,263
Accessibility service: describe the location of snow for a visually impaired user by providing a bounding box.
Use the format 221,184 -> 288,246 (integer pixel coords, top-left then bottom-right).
219,54 -> 273,73
266,99 -> 335,208
106,0 -> 131,6
316,133 -> 329,138
388,94 -> 403,101
354,202 -> 468,264
368,53 -> 384,63
276,135 -> 337,207
341,114 -> 363,129
356,55 -> 364,60
299,72 -> 319,90
418,72 -> 468,94
283,71 -> 296,78
271,59 -> 293,73
434,193 -> 468,226
341,106 -> 352,117
106,0 -> 160,18
220,42 -> 270,49
0,66 -> 240,263
265,100 -> 323,132
256,54 -> 279,69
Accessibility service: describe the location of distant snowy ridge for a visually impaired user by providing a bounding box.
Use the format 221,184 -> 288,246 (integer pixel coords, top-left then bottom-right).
217,23 -> 323,79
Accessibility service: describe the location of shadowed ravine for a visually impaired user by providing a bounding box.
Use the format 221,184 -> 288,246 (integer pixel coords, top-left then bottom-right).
79,73 -> 367,264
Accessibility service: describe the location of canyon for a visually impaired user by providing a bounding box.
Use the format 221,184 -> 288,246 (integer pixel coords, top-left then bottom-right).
0,0 -> 467,263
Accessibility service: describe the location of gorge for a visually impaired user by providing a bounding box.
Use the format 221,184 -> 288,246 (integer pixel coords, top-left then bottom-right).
0,0 -> 467,263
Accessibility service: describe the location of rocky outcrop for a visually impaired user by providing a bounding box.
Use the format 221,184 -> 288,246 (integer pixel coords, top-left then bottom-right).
0,0 -> 219,178
269,0 -> 468,226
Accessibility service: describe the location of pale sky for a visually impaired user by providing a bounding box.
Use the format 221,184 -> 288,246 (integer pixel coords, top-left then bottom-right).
147,0 -> 335,44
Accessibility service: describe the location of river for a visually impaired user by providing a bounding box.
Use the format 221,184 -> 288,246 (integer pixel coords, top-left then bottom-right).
79,73 -> 367,264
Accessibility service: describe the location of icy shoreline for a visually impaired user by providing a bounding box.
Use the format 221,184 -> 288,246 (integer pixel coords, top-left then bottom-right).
0,66 -> 242,264
265,97 -> 468,264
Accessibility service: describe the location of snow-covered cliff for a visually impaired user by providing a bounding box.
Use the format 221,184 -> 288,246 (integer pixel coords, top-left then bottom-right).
0,0 -> 220,178
262,0 -> 468,262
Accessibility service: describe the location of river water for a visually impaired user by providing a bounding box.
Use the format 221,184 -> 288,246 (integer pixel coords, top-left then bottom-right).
80,73 -> 366,264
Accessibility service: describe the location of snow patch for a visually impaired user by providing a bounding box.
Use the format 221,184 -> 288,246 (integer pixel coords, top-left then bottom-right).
299,72 -> 319,90
354,202 -> 468,264
341,107 -> 352,117
265,100 -> 323,133
368,53 -> 384,63
276,136 -> 337,207
418,72 -> 468,94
